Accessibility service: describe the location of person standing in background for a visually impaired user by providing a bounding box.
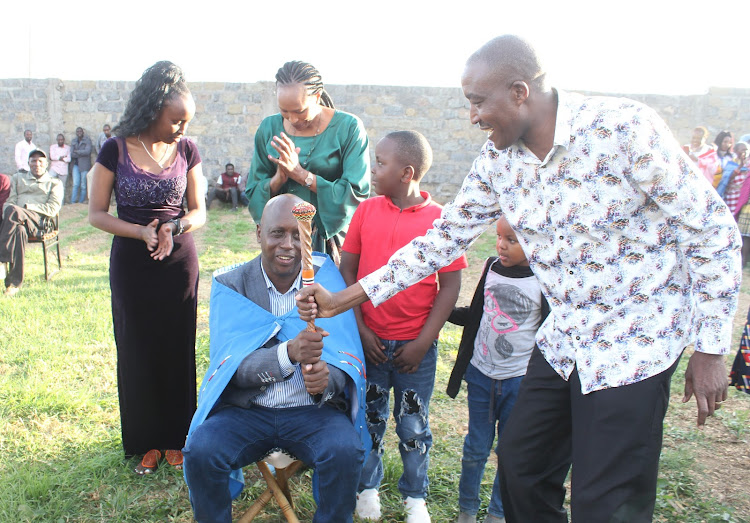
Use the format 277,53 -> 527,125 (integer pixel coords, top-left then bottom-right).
71,127 -> 92,204
49,134 -> 71,202
14,130 -> 36,172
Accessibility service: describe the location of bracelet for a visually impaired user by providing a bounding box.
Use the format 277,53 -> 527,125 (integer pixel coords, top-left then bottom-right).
168,218 -> 184,236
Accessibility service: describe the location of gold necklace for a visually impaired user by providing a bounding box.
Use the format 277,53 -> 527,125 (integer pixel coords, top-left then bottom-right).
138,134 -> 173,168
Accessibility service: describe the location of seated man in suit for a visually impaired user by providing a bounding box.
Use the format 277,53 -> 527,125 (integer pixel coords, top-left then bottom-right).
183,193 -> 368,523
0,149 -> 63,296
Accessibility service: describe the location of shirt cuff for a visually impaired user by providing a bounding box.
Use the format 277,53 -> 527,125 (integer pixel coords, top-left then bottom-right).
359,266 -> 397,307
277,342 -> 296,376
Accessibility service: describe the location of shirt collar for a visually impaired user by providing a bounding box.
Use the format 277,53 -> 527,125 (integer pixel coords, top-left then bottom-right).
259,259 -> 302,296
487,88 -> 573,166
385,191 -> 433,212
25,170 -> 52,183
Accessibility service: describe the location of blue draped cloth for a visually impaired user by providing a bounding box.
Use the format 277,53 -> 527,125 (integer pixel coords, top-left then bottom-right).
185,253 -> 370,498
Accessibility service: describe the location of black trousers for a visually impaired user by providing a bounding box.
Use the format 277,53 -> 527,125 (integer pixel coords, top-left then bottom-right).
498,346 -> 680,523
0,204 -> 42,287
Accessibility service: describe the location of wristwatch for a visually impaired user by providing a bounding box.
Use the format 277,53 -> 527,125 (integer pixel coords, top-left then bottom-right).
304,172 -> 314,188
168,218 -> 184,236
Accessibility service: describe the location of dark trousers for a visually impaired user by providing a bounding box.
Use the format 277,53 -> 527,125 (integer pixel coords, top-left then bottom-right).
498,346 -> 680,523
0,204 -> 42,287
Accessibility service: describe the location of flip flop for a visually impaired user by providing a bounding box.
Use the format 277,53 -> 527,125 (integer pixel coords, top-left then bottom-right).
165,449 -> 183,470
134,449 -> 162,475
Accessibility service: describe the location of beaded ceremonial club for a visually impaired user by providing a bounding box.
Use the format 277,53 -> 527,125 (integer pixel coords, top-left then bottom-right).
291,201 -> 317,332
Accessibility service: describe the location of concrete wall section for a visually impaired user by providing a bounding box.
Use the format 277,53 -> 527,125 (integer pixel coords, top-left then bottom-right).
1,78 -> 748,203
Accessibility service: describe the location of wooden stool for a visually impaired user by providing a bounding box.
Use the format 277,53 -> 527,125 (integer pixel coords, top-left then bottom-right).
237,451 -> 303,523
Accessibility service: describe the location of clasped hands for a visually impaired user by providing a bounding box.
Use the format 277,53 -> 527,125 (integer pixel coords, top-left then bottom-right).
268,133 -> 308,186
287,326 -> 331,395
141,219 -> 174,261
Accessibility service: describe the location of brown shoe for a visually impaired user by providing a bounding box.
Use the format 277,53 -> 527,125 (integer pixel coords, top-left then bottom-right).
165,449 -> 184,469
134,449 -> 162,475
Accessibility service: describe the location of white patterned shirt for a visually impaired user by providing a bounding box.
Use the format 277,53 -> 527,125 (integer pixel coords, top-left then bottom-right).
360,89 -> 742,394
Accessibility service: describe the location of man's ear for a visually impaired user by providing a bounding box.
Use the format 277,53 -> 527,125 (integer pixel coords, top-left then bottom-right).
256,224 -> 262,243
511,80 -> 530,105
401,165 -> 415,183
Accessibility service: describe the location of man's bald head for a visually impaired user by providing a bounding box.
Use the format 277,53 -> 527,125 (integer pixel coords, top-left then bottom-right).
467,35 -> 549,92
257,194 -> 305,291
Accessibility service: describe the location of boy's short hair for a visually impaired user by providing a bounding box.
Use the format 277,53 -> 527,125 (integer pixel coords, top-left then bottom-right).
384,130 -> 433,181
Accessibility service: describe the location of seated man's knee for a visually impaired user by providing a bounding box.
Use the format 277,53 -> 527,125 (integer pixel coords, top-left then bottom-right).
183,425 -> 223,470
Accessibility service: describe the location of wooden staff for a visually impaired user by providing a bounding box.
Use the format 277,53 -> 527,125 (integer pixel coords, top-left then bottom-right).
291,201 -> 317,332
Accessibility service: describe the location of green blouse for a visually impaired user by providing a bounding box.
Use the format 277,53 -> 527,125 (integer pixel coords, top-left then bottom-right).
246,110 -> 371,248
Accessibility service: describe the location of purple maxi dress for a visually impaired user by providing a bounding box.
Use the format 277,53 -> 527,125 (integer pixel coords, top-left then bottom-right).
96,137 -> 200,457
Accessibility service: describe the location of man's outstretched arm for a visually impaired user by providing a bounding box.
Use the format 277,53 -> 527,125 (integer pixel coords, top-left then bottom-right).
296,281 -> 369,320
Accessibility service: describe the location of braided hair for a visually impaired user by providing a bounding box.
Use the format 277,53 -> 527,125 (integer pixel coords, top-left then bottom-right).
114,61 -> 191,137
275,61 -> 335,109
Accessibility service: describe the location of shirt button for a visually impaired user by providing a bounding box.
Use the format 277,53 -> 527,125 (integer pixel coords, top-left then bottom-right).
569,270 -> 574,275
576,336 -> 581,340
559,235 -> 564,240
550,200 -> 555,205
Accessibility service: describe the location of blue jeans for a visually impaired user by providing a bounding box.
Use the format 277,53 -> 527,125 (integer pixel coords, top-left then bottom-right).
359,338 -> 437,499
459,363 -> 523,518
71,164 -> 88,203
183,403 -> 364,523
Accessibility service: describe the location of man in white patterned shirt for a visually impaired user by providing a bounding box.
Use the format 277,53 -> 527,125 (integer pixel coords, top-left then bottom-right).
184,194 -> 367,523
297,35 -> 741,522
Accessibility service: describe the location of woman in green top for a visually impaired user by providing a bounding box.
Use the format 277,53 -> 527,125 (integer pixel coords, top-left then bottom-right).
246,61 -> 370,263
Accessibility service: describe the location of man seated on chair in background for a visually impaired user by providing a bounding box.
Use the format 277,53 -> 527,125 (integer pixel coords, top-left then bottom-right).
0,150 -> 63,296
183,193 -> 369,523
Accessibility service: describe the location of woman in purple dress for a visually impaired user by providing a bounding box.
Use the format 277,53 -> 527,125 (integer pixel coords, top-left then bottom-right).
89,61 -> 206,474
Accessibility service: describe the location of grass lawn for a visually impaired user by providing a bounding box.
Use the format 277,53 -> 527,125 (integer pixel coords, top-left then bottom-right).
0,203 -> 749,522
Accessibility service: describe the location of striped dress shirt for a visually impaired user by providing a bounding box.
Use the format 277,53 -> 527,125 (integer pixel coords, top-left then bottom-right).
251,263 -> 315,408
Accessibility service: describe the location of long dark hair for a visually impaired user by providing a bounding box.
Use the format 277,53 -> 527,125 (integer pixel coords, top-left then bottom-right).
275,61 -> 335,109
713,130 -> 734,153
114,61 -> 191,137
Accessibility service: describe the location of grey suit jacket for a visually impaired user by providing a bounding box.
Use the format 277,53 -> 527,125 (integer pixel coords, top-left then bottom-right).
216,256 -> 348,410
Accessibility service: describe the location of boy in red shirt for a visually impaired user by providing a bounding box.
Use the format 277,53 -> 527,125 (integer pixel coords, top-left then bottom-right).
340,131 -> 467,522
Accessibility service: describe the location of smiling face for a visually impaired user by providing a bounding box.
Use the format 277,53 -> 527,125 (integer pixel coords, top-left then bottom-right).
257,196 -> 302,291
462,59 -> 528,150
496,217 -> 528,267
276,83 -> 322,133
57,134 -> 65,146
690,129 -> 706,149
28,152 -> 47,178
24,130 -> 32,143
150,94 -> 195,144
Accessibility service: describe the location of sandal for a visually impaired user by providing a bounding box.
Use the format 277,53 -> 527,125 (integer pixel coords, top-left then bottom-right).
165,449 -> 184,470
134,449 -> 162,475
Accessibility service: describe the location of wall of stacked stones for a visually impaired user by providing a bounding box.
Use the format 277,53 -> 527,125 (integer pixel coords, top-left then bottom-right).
1,78 -> 748,203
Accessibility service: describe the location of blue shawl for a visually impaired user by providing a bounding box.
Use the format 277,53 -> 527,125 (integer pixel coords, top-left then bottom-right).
185,253 -> 369,498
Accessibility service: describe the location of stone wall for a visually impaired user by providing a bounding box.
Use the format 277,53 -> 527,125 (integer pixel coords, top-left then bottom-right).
1,78 -> 749,203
